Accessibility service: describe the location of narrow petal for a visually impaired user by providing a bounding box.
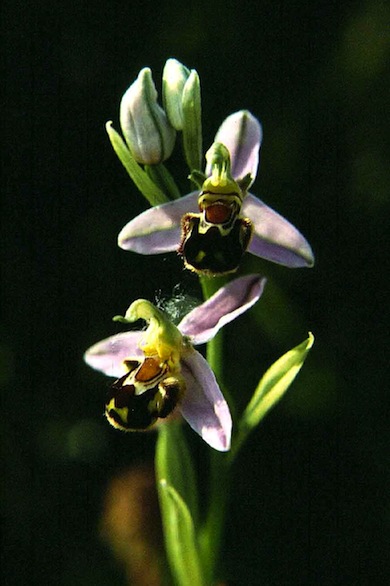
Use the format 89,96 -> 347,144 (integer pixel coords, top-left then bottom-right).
180,350 -> 232,451
209,110 -> 262,185
118,192 -> 199,253
84,331 -> 144,377
243,194 -> 315,268
179,274 -> 266,345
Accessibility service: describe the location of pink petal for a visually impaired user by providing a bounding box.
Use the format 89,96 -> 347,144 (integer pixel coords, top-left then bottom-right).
208,110 -> 262,184
179,350 -> 232,451
84,331 -> 144,378
179,274 -> 266,344
118,191 -> 199,253
243,194 -> 315,268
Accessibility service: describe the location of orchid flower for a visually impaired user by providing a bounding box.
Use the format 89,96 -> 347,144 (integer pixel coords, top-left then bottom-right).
84,274 -> 266,452
118,110 -> 314,271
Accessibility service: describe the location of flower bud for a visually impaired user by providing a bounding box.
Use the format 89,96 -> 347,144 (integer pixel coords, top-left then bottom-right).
181,69 -> 202,171
162,58 -> 191,130
120,68 -> 176,165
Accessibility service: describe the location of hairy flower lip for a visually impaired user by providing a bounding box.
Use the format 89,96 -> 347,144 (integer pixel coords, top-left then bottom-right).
84,275 -> 266,451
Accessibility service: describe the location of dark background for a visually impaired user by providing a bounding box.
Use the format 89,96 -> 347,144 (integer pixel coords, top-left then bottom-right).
1,0 -> 389,584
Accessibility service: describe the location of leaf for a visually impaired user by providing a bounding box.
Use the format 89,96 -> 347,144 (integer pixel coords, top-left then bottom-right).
158,480 -> 204,586
144,163 -> 181,200
238,333 -> 314,439
106,121 -> 168,206
155,422 -> 199,524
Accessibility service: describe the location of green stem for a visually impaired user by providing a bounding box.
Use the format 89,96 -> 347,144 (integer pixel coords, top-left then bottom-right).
199,275 -> 233,584
199,451 -> 230,584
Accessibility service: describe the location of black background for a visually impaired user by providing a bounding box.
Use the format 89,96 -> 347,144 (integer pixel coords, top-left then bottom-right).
1,0 -> 389,584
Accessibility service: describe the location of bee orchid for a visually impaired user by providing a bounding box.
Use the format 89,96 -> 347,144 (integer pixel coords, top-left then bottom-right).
118,110 -> 314,275
84,274 -> 266,451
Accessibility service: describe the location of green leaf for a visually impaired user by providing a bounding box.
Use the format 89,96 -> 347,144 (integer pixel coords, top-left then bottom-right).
106,121 -> 169,206
156,423 -> 198,524
144,163 -> 182,200
236,333 -> 314,447
158,479 -> 204,586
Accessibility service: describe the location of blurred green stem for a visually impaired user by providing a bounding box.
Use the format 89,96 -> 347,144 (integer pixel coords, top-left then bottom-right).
199,451 -> 230,584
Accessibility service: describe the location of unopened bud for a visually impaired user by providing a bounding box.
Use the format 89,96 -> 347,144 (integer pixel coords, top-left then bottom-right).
162,58 -> 191,130
120,68 -> 176,165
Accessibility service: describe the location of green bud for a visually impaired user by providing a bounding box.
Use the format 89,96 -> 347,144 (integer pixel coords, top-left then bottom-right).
162,58 -> 191,130
181,69 -> 202,172
120,68 -> 176,165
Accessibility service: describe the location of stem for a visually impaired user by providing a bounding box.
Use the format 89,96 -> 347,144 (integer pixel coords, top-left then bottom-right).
199,275 -> 232,584
199,451 -> 230,584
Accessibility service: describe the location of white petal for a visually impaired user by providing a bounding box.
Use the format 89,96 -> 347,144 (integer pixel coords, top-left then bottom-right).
179,274 -> 266,344
84,331 -> 144,378
210,110 -> 262,184
118,192 -> 199,253
243,194 -> 315,267
180,350 -> 232,451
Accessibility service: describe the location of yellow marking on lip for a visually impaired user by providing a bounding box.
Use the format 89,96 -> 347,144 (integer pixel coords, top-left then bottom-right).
106,399 -> 128,421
